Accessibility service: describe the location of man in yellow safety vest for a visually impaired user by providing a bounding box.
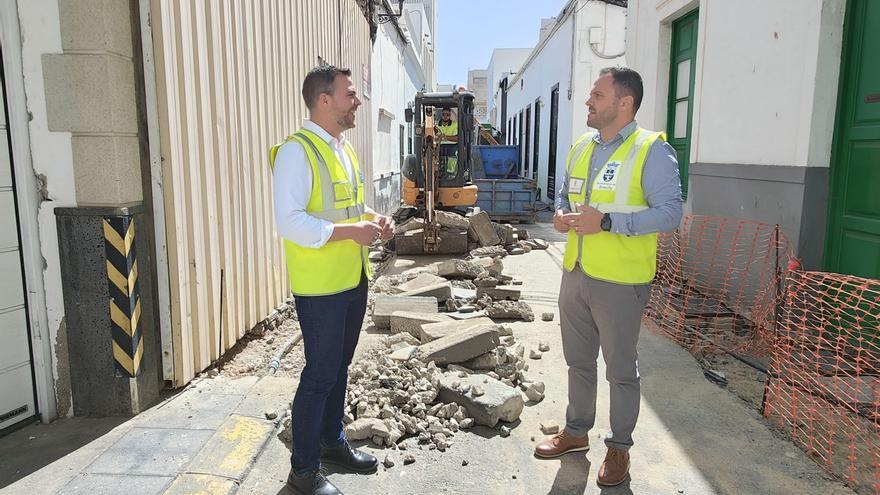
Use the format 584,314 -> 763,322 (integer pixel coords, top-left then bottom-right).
271,65 -> 393,495
533,67 -> 683,487
436,107 -> 459,176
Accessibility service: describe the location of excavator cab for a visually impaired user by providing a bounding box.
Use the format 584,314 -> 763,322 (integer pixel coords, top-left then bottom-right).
396,90 -> 480,253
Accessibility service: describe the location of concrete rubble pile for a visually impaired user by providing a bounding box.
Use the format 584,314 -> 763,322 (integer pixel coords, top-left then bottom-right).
393,210 -> 548,256
370,254 -> 536,324
279,216 -> 554,458
324,323 -> 546,455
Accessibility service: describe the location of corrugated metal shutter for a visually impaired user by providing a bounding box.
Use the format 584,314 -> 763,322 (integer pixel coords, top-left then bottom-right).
149,0 -> 374,386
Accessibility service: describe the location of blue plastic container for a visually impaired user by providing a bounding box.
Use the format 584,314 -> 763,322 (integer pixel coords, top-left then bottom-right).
476,145 -> 519,179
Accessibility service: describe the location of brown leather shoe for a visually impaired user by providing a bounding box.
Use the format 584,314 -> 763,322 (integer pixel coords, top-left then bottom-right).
533,430 -> 589,458
597,447 -> 630,486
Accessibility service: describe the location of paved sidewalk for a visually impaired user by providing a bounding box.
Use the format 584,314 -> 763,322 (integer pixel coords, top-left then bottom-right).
2,374 -> 297,495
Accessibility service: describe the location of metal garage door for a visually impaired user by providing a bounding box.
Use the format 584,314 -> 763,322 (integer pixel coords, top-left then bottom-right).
0,42 -> 36,431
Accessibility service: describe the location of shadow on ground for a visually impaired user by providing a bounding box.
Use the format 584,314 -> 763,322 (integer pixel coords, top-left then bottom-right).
0,416 -> 127,488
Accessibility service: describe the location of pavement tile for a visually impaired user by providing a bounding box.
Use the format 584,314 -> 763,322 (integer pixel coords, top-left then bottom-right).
233,376 -> 297,419
56,473 -> 172,495
186,415 -> 275,480
84,427 -> 213,477
135,393 -> 245,430
163,474 -> 237,495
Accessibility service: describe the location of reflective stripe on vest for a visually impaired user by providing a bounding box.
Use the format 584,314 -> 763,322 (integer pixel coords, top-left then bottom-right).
291,133 -> 366,223
562,128 -> 664,284
268,129 -> 372,296
437,121 -> 457,140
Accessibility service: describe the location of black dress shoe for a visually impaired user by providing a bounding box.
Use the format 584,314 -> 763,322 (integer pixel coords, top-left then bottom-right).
321,440 -> 378,473
286,469 -> 343,495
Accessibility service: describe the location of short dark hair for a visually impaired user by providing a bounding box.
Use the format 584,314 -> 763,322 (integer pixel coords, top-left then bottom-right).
600,67 -> 644,112
301,65 -> 352,109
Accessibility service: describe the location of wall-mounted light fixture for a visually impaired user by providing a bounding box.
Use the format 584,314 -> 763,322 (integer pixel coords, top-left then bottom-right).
377,0 -> 405,24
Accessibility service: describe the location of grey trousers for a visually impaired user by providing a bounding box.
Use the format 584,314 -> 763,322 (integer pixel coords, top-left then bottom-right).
558,267 -> 651,451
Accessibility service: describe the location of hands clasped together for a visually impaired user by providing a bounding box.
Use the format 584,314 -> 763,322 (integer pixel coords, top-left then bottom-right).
554,204 -> 605,235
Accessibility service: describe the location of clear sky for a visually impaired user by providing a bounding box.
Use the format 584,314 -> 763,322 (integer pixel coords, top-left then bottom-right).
436,0 -> 570,86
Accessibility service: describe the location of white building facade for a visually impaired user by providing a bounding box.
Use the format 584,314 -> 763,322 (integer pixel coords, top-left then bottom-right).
468,69 -> 488,122
626,0 -> 875,275
486,48 -> 531,131
503,0 -> 627,202
370,0 -> 437,215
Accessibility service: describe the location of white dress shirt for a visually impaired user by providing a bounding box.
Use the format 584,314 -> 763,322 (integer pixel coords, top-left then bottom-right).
272,120 -> 357,248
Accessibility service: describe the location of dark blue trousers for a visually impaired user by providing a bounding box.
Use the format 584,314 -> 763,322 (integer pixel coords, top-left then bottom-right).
290,275 -> 367,474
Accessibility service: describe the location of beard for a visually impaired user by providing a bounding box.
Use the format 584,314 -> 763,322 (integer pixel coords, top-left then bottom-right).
336,106 -> 357,130
587,108 -> 615,129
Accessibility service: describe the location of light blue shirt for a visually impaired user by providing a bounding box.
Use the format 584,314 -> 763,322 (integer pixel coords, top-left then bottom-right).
555,121 -> 683,236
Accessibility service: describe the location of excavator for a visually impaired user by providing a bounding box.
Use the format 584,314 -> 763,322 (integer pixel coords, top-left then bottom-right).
393,89 -> 486,254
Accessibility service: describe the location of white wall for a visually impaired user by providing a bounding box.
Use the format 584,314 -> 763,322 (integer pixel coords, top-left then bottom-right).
370,13 -> 429,214
13,0 -> 76,420
486,48 -> 531,128
627,0 -> 845,168
504,0 -> 627,201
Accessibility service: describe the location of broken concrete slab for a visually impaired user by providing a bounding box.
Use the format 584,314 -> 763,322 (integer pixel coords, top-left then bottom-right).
436,210 -> 470,231
397,272 -> 448,293
493,223 -> 515,246
524,383 -> 545,403
473,256 -> 504,276
451,287 -> 477,299
476,286 -> 521,301
438,372 -> 524,427
373,296 -> 438,329
473,276 -> 499,288
399,282 -> 453,302
436,259 -> 485,279
468,212 -> 501,247
486,301 -> 535,321
416,325 -> 501,365
385,332 -> 421,348
344,418 -> 387,441
470,246 -> 507,259
419,317 -> 495,344
389,345 -> 418,361
540,420 -> 559,435
390,311 -> 452,337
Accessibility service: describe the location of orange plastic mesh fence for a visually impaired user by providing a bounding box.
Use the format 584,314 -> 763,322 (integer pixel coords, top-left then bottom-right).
645,215 -> 794,358
645,215 -> 878,493
763,271 -> 879,493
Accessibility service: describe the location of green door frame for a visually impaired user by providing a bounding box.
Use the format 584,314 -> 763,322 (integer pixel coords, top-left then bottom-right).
666,9 -> 698,200
823,0 -> 880,278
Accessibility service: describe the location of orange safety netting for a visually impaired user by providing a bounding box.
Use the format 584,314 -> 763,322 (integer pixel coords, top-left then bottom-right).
645,215 -> 879,493
645,215 -> 794,359
764,271 -> 879,494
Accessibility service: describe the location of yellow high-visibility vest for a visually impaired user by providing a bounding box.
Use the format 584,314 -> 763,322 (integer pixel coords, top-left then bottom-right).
269,129 -> 372,295
437,121 -> 458,141
562,128 -> 665,284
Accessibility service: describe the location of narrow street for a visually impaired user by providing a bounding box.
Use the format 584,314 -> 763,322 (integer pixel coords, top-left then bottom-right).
3,221 -> 853,495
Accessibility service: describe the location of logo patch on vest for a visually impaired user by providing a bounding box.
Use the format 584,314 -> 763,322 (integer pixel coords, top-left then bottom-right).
596,162 -> 621,191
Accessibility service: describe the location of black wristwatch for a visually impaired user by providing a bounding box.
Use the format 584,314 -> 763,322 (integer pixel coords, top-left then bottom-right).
600,213 -> 612,232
